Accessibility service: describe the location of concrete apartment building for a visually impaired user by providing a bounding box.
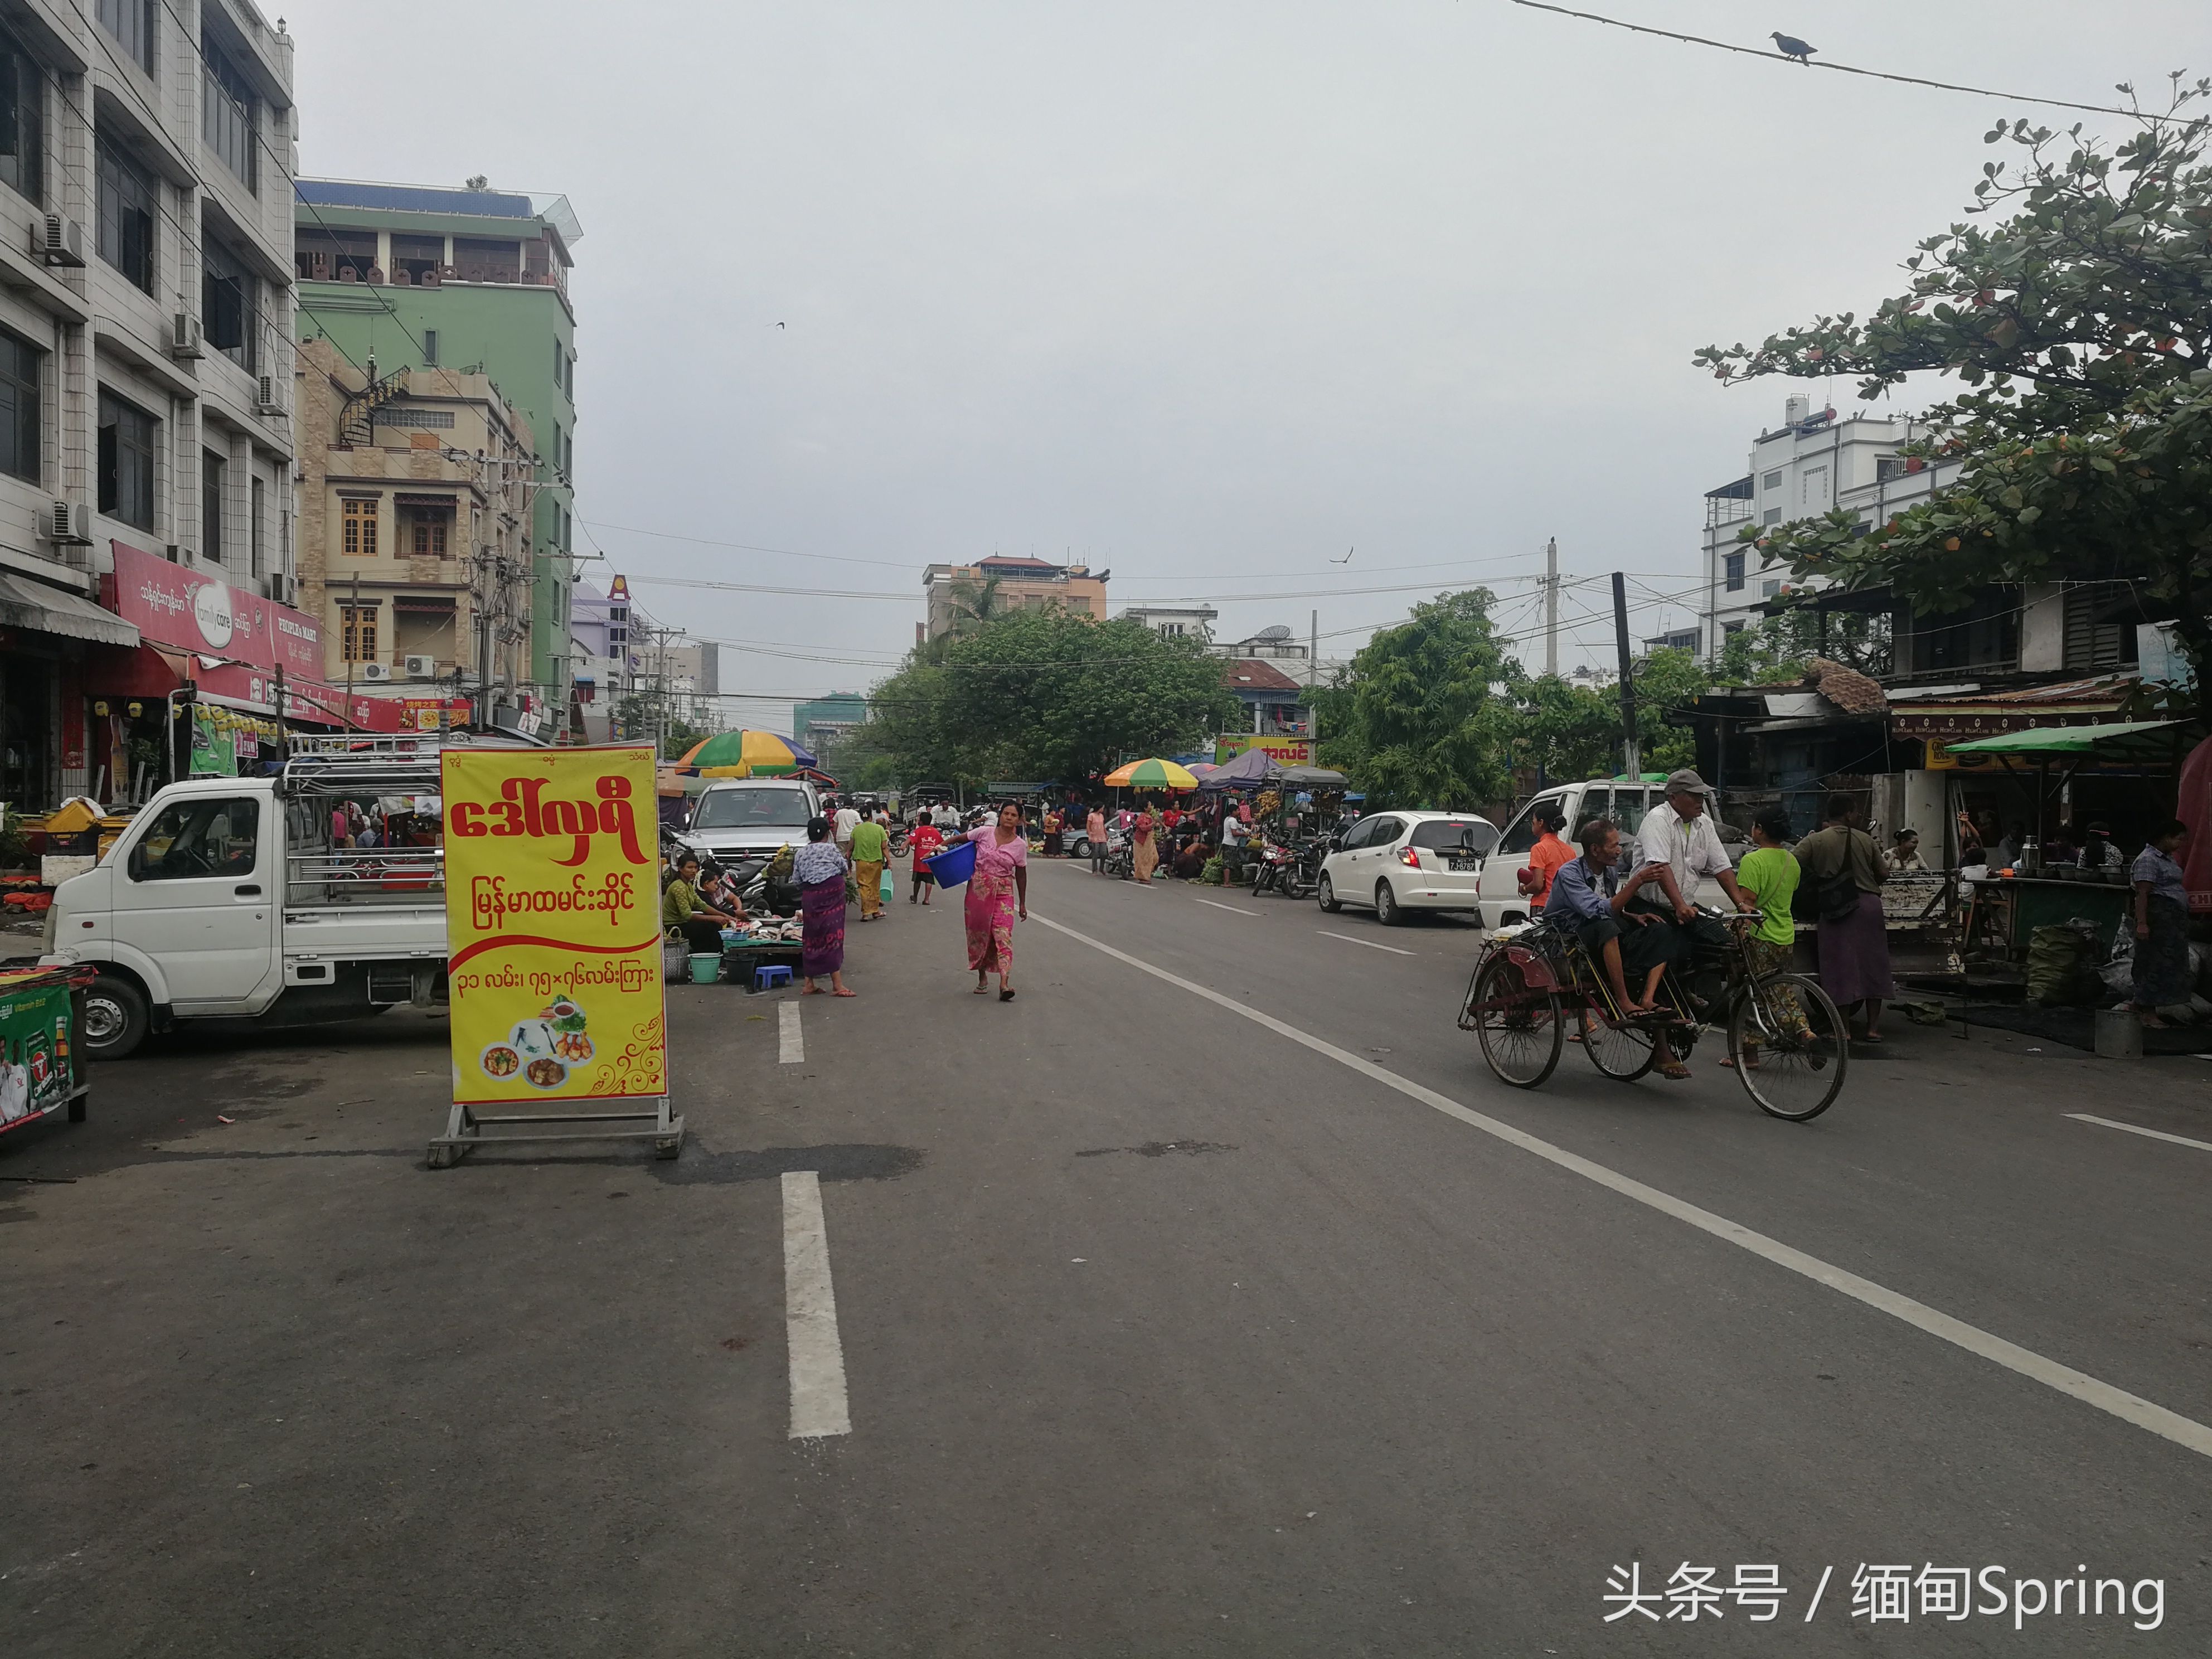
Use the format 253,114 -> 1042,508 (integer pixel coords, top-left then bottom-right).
921,555 -> 1107,641
1700,393 -> 2142,683
1120,603 -> 1217,639
294,336 -> 536,704
0,1 -> 299,806
293,178 -> 579,706
569,575 -> 718,739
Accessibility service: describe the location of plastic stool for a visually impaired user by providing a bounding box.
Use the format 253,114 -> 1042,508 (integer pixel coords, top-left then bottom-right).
753,964 -> 794,991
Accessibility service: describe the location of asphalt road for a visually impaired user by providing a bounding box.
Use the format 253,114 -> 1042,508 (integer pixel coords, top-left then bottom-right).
4,855 -> 2210,1656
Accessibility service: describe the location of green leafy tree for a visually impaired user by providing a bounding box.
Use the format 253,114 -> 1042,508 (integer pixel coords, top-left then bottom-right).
1695,81 -> 2212,708
937,609 -> 1239,780
1714,610 -> 1891,685
1498,672 -> 1619,783
857,610 -> 1238,786
1317,590 -> 1515,808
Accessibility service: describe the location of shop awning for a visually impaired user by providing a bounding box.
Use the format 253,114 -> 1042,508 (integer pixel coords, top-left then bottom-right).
0,574 -> 139,646
1945,719 -> 2196,762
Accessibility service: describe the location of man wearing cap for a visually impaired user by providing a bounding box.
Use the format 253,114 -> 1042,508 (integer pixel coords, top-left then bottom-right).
1628,770 -> 1753,1013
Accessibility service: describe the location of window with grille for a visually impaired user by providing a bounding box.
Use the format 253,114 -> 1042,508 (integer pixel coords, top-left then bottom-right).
452,236 -> 520,283
0,328 -> 40,484
391,233 -> 443,284
201,36 -> 256,191
339,603 -> 379,663
98,391 -> 155,530
410,508 -> 451,557
95,138 -> 156,292
1762,469 -> 1782,491
202,236 -> 256,371
202,450 -> 224,568
0,27 -> 46,206
96,0 -> 154,75
342,497 -> 379,557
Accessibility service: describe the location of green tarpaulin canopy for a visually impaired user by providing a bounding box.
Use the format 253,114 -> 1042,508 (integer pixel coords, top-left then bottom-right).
1945,719 -> 2193,762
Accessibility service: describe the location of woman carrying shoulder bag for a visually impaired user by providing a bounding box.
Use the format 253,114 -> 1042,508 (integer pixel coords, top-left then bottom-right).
1793,793 -> 1895,1042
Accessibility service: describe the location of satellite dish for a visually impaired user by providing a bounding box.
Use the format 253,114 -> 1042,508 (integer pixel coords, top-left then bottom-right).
1256,624 -> 1293,642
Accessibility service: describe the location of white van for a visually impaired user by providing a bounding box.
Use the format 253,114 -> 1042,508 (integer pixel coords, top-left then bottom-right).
1474,779 -> 1740,929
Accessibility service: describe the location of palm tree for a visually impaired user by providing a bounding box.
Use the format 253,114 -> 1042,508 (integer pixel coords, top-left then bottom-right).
945,573 -> 1006,636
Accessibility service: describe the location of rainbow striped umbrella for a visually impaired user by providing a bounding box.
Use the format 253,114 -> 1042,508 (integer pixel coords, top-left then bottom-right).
675,730 -> 818,778
1103,758 -> 1199,789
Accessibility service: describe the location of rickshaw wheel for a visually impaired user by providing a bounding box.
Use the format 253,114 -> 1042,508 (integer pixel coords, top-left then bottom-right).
1469,954 -> 1563,1089
1581,1007 -> 1659,1081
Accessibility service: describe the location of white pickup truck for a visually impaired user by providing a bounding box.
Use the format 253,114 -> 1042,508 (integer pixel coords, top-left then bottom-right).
39,735 -> 493,1060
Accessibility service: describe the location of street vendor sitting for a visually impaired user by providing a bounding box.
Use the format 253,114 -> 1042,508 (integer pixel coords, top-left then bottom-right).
664,852 -> 741,956
1544,816 -> 1679,1034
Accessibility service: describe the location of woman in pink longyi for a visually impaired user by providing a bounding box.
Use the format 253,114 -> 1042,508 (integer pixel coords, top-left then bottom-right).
966,802 -> 1030,1002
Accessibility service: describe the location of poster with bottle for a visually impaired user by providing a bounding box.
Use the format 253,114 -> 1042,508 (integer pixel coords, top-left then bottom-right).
0,975 -> 75,1128
440,744 -> 666,1106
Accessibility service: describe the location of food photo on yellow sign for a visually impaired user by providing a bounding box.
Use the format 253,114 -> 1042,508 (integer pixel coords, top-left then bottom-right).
426,742 -> 682,1166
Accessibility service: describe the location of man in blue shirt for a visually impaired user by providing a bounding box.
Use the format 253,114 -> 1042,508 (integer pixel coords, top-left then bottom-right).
1545,815 -> 1679,1020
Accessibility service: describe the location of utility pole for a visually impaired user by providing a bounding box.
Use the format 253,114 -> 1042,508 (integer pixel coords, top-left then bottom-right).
1543,537 -> 1559,678
1611,571 -> 1638,781
1307,608 -> 1319,745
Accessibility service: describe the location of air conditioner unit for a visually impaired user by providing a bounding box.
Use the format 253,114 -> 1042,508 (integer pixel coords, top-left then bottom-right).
263,573 -> 293,604
46,499 -> 93,545
253,374 -> 284,416
403,654 -> 437,680
357,662 -> 393,682
33,214 -> 84,268
168,314 -> 203,360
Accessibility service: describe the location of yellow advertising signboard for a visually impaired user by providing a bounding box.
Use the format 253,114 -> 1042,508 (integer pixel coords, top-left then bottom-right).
1215,733 -> 1316,767
436,745 -> 671,1157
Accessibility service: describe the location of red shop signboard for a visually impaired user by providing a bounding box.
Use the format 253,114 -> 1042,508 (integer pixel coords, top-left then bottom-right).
104,539 -> 323,678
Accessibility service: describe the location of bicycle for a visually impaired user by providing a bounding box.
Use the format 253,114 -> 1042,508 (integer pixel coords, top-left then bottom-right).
1459,908 -> 1847,1121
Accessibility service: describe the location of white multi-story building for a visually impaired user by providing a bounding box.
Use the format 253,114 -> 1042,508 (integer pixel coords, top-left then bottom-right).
0,1 -> 298,804
1120,603 -> 1217,639
1698,395 -> 1961,659
1699,393 -> 2140,683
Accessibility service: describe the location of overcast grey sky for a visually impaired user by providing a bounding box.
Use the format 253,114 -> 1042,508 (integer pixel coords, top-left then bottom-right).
284,1 -> 2207,724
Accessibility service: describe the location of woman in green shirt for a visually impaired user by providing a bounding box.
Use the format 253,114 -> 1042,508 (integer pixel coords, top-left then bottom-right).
1725,809 -> 1810,1064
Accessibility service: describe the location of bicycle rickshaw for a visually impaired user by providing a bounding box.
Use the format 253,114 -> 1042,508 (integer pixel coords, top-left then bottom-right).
1458,907 -> 1849,1120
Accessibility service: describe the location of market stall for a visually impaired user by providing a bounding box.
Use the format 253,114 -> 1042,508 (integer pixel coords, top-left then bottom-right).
1945,720 -> 2196,977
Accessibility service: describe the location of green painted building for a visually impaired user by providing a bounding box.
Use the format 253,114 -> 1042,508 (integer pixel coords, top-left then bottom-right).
293,180 -> 581,700
793,692 -> 870,754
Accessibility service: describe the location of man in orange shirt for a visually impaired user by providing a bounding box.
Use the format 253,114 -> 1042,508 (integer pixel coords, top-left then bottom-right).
1519,803 -> 1575,907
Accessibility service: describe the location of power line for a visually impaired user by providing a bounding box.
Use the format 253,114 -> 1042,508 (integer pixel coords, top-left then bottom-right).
1508,1 -> 2175,122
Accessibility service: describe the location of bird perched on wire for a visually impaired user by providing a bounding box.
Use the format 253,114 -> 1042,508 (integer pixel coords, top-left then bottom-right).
1770,31 -> 1815,63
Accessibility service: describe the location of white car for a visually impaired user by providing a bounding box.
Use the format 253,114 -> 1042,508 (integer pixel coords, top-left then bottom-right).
685,778 -> 823,867
1316,811 -> 1500,924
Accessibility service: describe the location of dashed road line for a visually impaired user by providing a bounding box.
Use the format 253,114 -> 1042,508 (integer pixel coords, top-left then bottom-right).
1032,910 -> 2212,1463
1195,899 -> 1258,916
1317,929 -> 1415,956
2067,1113 -> 2212,1154
781,1170 -> 852,1439
779,1000 -> 804,1064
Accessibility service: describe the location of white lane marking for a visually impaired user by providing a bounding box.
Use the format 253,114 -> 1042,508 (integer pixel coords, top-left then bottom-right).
2067,1112 -> 2212,1153
781,1170 -> 852,1439
1195,899 -> 1258,916
778,999 -> 804,1065
1032,911 -> 2212,1461
1317,929 -> 1415,957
